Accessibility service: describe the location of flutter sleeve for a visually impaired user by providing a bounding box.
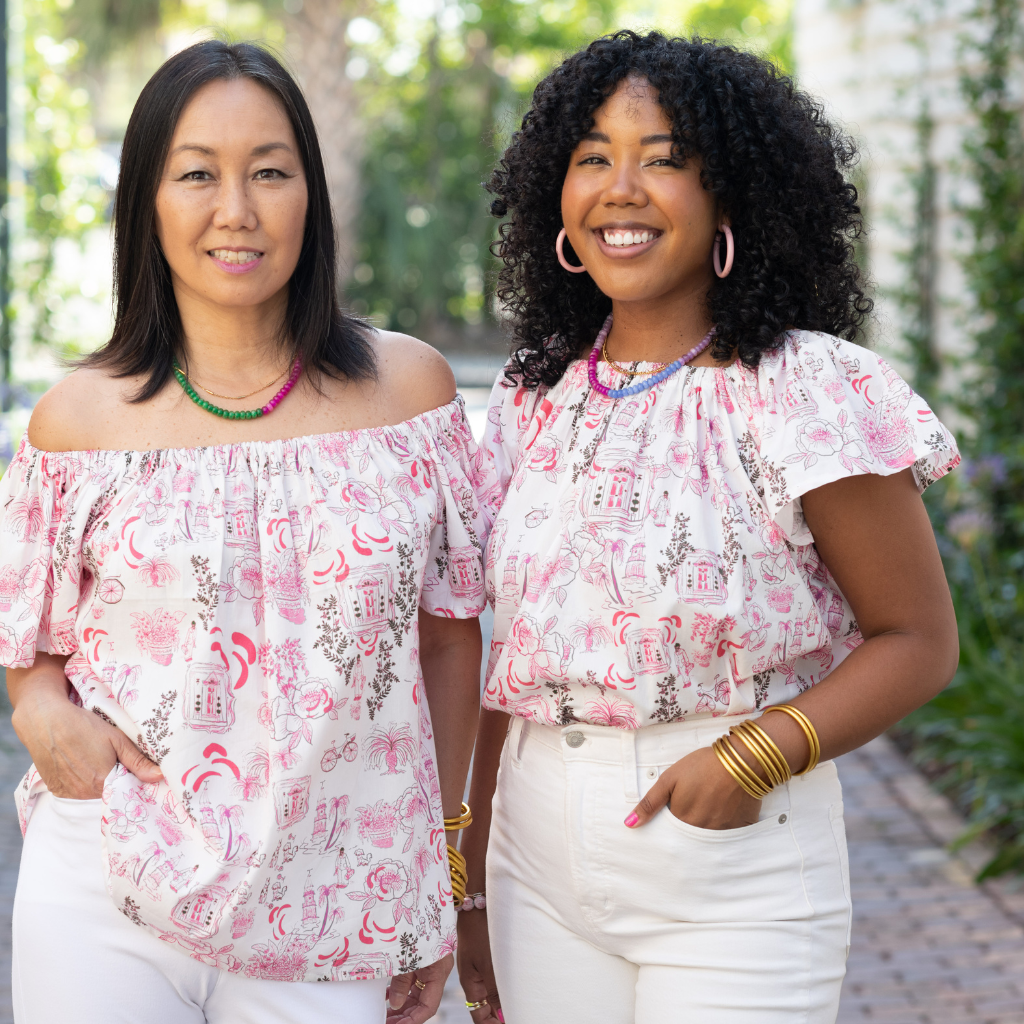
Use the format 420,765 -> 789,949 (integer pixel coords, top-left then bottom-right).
418,398 -> 497,618
751,331 -> 960,546
0,438 -> 93,667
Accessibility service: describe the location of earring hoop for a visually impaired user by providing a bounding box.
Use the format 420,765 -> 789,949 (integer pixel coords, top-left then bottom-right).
713,225 -> 734,278
556,228 -> 588,274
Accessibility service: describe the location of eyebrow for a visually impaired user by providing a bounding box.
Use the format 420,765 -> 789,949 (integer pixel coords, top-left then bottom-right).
169,142 -> 294,157
579,131 -> 674,145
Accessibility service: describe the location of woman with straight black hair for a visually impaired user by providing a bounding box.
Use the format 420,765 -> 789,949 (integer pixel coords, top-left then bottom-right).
1,40 -> 489,1024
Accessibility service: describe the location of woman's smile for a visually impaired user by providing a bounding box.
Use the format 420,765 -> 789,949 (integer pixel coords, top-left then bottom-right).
592,223 -> 663,258
208,247 -> 265,273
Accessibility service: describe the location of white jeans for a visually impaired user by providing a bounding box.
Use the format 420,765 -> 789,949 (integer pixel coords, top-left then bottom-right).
12,792 -> 387,1024
486,716 -> 852,1023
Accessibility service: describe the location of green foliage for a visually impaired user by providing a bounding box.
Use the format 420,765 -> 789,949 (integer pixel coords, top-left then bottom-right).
902,0 -> 1024,877
345,0 -> 618,339
904,627 -> 1024,879
12,0 -> 107,353
684,0 -> 792,71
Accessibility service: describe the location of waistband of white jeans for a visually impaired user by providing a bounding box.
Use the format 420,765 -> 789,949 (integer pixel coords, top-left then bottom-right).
509,712 -> 759,765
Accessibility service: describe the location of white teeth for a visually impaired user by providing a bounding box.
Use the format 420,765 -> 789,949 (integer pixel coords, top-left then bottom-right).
602,230 -> 656,247
211,249 -> 262,263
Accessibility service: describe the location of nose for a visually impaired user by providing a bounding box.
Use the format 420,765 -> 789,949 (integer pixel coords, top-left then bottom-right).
211,174 -> 259,233
601,159 -> 648,209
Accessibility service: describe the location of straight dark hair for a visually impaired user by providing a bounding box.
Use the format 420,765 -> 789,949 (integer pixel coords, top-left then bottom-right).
83,40 -> 375,400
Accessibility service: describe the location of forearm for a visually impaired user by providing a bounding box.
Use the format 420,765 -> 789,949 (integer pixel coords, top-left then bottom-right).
418,611 -> 483,818
750,625 -> 958,777
459,708 -> 509,891
7,653 -> 72,723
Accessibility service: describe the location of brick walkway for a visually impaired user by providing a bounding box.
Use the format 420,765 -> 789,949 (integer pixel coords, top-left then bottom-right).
1,719 -> 1022,1023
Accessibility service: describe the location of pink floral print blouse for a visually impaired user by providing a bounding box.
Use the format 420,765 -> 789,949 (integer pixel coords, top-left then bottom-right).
0,397 -> 491,982
481,331 -> 959,728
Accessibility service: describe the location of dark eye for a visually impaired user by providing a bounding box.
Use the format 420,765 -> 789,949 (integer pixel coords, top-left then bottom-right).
182,170 -> 211,181
578,155 -> 607,165
255,168 -> 285,180
647,157 -> 675,167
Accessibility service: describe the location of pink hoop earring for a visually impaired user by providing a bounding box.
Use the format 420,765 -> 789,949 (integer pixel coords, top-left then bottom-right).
713,224 -> 734,278
556,228 -> 588,274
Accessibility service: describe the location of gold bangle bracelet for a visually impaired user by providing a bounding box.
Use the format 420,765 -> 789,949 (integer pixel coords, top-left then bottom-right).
732,720 -> 791,787
762,705 -> 821,775
720,730 -> 780,793
444,801 -> 473,831
712,736 -> 772,798
447,843 -> 469,905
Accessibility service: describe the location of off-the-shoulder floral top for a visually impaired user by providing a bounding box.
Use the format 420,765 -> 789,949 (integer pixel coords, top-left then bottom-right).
0,397 -> 491,982
481,331 -> 959,728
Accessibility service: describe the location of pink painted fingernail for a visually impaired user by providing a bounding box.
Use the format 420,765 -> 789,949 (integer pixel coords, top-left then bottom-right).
497,1010 -> 506,1023
624,812 -> 638,828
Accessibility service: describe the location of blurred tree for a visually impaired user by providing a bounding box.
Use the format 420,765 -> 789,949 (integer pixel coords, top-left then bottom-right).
12,0 -> 108,355
344,0 -> 616,345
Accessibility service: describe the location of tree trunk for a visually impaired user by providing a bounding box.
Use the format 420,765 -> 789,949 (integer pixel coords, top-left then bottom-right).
282,0 -> 365,277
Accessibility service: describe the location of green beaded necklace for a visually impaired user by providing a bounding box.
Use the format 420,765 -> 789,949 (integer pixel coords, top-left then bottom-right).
173,359 -> 302,419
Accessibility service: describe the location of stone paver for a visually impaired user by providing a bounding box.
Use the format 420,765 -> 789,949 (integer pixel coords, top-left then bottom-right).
836,737 -> 1024,1024
1,699 -> 1022,1022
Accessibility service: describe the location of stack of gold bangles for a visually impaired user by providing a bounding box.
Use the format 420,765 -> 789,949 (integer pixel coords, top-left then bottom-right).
444,802 -> 472,905
711,704 -> 820,799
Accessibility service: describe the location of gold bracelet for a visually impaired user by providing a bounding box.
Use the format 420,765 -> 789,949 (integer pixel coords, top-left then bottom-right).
712,735 -> 772,798
447,843 -> 469,905
731,720 -> 792,787
762,705 -> 821,775
444,802 -> 473,831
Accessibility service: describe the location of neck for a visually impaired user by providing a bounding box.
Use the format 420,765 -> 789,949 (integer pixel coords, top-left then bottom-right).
606,282 -> 723,367
175,284 -> 293,385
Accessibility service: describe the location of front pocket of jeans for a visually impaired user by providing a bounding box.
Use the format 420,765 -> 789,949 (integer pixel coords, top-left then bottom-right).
638,799 -> 811,923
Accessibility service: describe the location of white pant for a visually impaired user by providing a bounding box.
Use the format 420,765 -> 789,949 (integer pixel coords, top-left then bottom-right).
486,716 -> 852,1023
12,792 -> 387,1024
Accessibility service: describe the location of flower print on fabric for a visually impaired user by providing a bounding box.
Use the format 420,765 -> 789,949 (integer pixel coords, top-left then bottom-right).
0,396 -> 492,982
481,331 -> 959,728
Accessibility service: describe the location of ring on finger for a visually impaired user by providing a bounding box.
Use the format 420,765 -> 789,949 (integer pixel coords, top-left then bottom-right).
413,979 -> 426,991
466,998 -> 489,1010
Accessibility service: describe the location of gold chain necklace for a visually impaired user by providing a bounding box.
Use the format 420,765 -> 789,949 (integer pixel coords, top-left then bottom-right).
601,339 -> 669,379
186,366 -> 288,401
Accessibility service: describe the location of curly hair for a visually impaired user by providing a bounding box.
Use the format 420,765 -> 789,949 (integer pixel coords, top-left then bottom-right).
487,31 -> 872,388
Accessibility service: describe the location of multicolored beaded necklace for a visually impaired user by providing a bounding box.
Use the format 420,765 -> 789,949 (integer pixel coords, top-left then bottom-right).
173,358 -> 302,419
587,314 -> 715,400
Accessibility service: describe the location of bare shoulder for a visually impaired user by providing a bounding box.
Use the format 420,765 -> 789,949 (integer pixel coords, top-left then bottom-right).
371,331 -> 456,422
28,368 -> 139,452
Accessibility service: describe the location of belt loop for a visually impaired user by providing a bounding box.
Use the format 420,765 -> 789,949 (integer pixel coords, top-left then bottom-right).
509,715 -> 525,769
622,729 -> 640,802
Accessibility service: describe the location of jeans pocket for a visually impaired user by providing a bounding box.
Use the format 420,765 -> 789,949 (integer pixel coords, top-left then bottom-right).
636,786 -> 811,924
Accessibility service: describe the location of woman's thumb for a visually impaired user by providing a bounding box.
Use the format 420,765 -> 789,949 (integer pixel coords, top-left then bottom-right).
624,775 -> 671,829
111,732 -> 164,783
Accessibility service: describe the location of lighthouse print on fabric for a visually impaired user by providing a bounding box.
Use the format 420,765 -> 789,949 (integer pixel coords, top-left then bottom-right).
0,397 -> 495,981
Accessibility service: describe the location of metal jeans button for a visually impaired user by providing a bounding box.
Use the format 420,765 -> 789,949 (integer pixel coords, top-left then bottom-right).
778,813 -> 788,824
565,731 -> 585,748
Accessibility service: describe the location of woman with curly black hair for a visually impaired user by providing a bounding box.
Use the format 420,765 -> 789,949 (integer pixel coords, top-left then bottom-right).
453,31 -> 961,1024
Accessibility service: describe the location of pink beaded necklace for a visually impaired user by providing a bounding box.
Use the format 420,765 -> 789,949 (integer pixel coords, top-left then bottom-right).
587,315 -> 715,399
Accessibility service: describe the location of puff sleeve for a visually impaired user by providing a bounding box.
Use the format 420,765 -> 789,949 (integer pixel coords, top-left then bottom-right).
418,398 -> 498,618
750,331 -> 960,546
0,439 -> 94,667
